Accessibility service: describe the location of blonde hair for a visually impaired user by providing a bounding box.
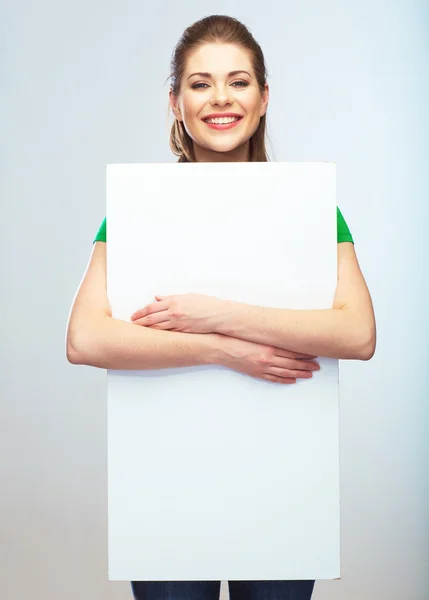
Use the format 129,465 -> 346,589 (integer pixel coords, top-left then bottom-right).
166,15 -> 272,162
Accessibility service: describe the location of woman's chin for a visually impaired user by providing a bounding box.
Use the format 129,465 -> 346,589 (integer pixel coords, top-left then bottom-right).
200,137 -> 247,155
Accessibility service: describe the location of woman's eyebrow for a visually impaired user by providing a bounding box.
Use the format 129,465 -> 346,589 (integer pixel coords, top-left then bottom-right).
187,70 -> 252,80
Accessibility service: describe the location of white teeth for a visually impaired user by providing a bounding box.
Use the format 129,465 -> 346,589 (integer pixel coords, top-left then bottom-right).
205,117 -> 240,124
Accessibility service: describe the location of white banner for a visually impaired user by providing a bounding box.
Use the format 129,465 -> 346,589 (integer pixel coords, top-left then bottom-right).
106,162 -> 340,581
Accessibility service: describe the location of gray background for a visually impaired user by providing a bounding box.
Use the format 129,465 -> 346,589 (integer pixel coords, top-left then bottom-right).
1,1 -> 428,599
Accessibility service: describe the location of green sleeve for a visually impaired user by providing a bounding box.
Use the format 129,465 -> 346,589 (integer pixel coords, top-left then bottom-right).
337,206 -> 354,244
93,217 -> 106,243
94,210 -> 354,245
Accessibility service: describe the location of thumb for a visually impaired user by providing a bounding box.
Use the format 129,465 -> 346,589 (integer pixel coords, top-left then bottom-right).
155,295 -> 166,300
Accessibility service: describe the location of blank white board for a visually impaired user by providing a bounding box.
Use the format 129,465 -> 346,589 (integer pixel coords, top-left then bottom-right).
106,162 -> 340,581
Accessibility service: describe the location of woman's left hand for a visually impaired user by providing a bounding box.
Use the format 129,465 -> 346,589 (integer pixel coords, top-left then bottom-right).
130,292 -> 230,334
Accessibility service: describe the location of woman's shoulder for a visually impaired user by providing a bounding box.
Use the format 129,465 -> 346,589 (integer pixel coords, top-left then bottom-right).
93,217 -> 106,244
337,206 -> 354,244
93,211 -> 354,245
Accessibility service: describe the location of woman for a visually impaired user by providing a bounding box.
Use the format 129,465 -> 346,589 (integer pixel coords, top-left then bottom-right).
67,14 -> 376,600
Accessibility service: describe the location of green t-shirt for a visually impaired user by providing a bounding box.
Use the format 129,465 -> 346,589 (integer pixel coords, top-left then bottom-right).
93,206 -> 354,244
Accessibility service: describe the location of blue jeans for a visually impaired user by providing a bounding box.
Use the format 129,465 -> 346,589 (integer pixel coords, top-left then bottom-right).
131,580 -> 315,600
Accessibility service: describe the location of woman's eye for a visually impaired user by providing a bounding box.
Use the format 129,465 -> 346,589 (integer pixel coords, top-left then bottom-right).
191,81 -> 249,89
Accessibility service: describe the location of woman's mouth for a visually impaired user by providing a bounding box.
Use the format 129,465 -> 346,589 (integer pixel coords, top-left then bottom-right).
202,116 -> 243,130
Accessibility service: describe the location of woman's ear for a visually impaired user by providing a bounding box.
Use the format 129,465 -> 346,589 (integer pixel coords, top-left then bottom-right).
169,90 -> 182,122
260,83 -> 269,117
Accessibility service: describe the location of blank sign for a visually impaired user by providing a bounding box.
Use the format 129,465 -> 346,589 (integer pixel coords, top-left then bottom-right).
106,162 -> 340,581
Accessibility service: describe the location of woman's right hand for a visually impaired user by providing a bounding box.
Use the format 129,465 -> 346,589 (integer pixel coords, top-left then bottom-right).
207,333 -> 320,384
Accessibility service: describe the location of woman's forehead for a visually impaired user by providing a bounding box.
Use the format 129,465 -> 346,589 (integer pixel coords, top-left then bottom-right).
185,43 -> 253,73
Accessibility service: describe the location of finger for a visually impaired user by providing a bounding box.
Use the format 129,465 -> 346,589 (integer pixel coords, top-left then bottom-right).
274,349 -> 318,359
148,321 -> 173,330
268,366 -> 313,378
131,300 -> 169,321
271,355 -> 319,371
263,374 -> 296,384
134,312 -> 169,326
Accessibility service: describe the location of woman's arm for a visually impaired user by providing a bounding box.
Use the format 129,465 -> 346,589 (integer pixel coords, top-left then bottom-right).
214,243 -> 376,360
66,242 -> 220,369
68,316 -> 221,370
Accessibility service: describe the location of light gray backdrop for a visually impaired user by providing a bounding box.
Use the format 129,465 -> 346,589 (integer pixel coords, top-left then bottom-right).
1,1 -> 428,599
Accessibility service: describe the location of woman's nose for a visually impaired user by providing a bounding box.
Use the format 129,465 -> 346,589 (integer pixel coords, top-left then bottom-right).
210,86 -> 233,106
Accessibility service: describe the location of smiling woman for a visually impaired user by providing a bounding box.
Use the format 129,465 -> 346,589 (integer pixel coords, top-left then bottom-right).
66,14 -> 376,600
167,17 -> 270,163
168,42 -> 268,162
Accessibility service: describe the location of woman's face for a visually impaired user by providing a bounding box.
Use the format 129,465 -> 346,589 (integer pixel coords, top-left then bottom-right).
170,43 -> 269,162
